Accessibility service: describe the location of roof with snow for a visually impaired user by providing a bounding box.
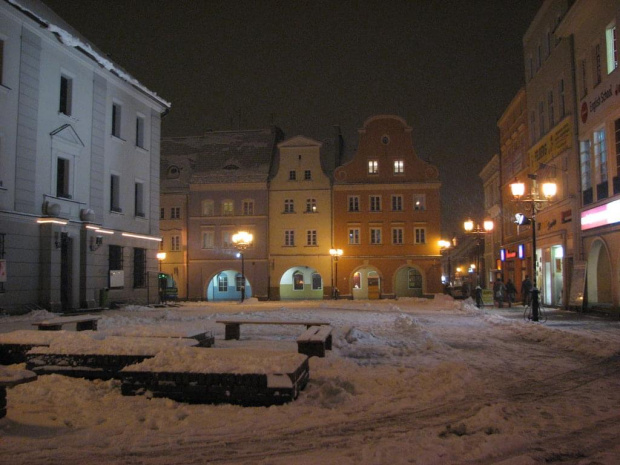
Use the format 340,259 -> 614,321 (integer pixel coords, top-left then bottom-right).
161,128 -> 283,184
6,0 -> 170,109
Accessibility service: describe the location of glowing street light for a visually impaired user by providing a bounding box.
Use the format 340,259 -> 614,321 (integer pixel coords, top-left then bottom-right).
329,248 -> 343,299
232,231 -> 253,302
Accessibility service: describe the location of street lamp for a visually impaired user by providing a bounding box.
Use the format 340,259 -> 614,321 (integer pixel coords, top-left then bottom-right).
510,174 -> 556,322
438,240 -> 453,288
156,252 -> 166,304
463,218 -> 494,287
329,248 -> 343,299
232,231 -> 253,302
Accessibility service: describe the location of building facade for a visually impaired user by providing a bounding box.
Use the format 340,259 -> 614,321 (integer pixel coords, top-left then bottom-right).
332,115 -> 443,299
479,154 -> 502,288
521,0 -> 581,308
268,136 -> 333,300
558,0 -> 620,309
0,0 -> 169,313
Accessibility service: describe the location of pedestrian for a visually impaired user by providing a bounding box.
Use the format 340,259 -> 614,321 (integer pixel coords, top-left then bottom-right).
505,279 -> 517,307
521,275 -> 533,306
493,277 -> 507,308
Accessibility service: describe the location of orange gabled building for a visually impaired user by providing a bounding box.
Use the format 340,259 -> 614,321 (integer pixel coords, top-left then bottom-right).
332,115 -> 443,299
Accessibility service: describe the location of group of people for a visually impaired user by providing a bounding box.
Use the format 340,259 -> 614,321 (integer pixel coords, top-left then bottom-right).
492,275 -> 533,308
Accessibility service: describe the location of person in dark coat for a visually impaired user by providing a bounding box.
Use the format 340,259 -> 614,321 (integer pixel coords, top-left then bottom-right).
521,275 -> 533,306
505,279 -> 517,307
493,278 -> 507,308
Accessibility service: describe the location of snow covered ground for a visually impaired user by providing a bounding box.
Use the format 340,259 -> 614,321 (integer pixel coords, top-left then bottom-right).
1,296 -> 619,465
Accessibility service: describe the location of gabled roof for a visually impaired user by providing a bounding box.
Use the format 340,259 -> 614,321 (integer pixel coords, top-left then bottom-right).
161,127 -> 283,184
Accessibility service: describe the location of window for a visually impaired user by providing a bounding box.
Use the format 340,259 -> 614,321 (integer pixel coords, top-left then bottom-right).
369,195 -> 381,212
59,75 -> 72,116
414,227 -> 426,244
304,170 -> 312,180
222,231 -> 233,248
293,271 -> 304,290
57,157 -> 71,199
368,160 -> 378,174
160,208 -> 165,220
594,128 -> 608,186
171,235 -> 181,251
110,174 -> 121,212
170,207 -> 181,219
306,198 -> 317,213
391,195 -> 403,211
548,90 -> 554,128
348,196 -> 360,212
393,160 -> 404,174
607,23 -> 618,74
109,245 -> 123,287
235,274 -> 244,292
593,43 -> 602,86
284,199 -> 294,213
348,227 -> 360,245
413,194 -> 426,211
285,230 -> 295,246
289,170 -> 296,180
312,273 -> 322,290
201,230 -> 214,249
112,103 -> 122,138
0,233 -> 5,293
133,248 -> 146,288
392,227 -> 404,245
218,274 -> 228,292
370,227 -> 382,245
201,199 -> 214,216
306,230 -> 317,246
353,272 -> 361,289
134,182 -> 144,217
136,115 -> 145,148
580,139 -> 592,192
580,58 -> 588,97
408,269 -> 422,290
559,79 -> 566,119
242,199 -> 254,216
222,200 -> 234,216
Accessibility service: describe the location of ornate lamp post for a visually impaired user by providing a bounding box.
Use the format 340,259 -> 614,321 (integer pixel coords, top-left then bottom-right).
510,175 -> 557,322
463,218 -> 494,286
232,231 -> 253,302
438,240 -> 453,288
329,248 -> 343,299
156,252 -> 166,304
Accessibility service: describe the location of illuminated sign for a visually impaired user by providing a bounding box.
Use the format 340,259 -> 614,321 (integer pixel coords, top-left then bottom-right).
500,249 -> 506,261
518,244 -> 525,259
581,198 -> 620,231
505,250 -> 516,259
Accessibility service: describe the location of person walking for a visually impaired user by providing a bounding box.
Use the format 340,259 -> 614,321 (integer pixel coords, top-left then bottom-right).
521,275 -> 533,306
505,279 -> 517,307
493,277 -> 507,308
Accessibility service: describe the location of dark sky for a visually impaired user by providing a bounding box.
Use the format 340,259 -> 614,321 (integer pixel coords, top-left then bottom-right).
42,0 -> 542,236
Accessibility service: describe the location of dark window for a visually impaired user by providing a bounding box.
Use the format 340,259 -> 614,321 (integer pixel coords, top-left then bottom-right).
136,116 -> 145,148
112,103 -> 122,138
304,170 -> 311,180
135,182 -> 144,217
57,158 -> 71,199
597,181 -> 609,200
236,274 -> 244,292
110,174 -> 121,212
59,75 -> 72,116
109,245 -> 123,270
133,248 -> 146,288
289,170 -> 296,180
312,273 -> 322,290
583,187 -> 594,205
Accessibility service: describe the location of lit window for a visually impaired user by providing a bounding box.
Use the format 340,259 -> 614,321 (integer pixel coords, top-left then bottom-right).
306,198 -> 317,213
413,194 -> 426,211
222,200 -> 234,216
59,75 -> 72,116
580,140 -> 592,192
293,271 -> 304,290
606,23 -> 618,74
594,128 -> 608,185
368,160 -> 378,174
393,160 -> 404,174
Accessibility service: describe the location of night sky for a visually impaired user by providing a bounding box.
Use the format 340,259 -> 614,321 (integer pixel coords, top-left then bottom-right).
41,0 -> 542,236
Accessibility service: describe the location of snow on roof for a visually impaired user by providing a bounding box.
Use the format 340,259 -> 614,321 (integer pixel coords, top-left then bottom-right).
6,0 -> 170,109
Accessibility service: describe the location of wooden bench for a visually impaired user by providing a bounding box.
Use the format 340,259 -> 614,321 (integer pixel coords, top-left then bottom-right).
0,367 -> 37,419
297,325 -> 333,357
32,315 -> 102,331
216,319 -> 330,341
101,327 -> 215,347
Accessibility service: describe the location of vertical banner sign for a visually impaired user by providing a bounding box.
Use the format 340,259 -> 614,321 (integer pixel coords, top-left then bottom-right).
568,261 -> 587,309
0,259 -> 6,282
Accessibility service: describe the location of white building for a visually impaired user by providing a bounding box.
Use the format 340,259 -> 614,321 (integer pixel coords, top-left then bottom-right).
0,0 -> 170,313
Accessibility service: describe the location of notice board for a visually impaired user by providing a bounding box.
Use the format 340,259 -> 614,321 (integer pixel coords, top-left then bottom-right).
568,261 -> 587,309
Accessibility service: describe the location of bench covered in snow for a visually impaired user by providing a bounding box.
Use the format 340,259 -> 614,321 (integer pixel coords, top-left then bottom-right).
121,347 -> 309,406
101,326 -> 214,347
297,325 -> 333,357
32,314 -> 102,331
0,367 -> 37,419
216,319 -> 330,340
0,330 -> 88,365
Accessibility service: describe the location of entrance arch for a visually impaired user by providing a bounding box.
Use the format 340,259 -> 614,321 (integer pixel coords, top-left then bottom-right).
394,266 -> 424,298
586,239 -> 612,306
206,270 -> 252,301
351,266 -> 381,300
279,266 -> 324,300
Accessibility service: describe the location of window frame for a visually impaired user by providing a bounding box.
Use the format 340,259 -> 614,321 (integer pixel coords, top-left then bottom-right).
348,227 -> 360,245
306,229 -> 317,246
348,195 -> 360,212
368,160 -> 378,175
59,74 -> 73,116
369,195 -> 382,212
201,199 -> 214,216
201,229 -> 215,249
112,102 -> 122,139
414,227 -> 426,244
392,227 -> 404,245
133,247 -> 146,288
171,235 -> 181,252
136,114 -> 146,149
285,230 -> 295,247
393,160 -> 404,174
110,173 -> 121,213
391,194 -> 403,211
134,181 -> 145,217
370,227 -> 382,245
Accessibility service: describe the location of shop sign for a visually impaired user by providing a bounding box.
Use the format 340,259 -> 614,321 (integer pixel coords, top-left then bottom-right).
528,119 -> 573,170
580,77 -> 620,124
581,198 -> 620,231
518,244 -> 525,259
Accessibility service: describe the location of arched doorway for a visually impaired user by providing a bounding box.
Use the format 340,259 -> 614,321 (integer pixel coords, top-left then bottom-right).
279,266 -> 323,300
351,267 -> 381,300
586,239 -> 612,306
206,270 -> 252,301
394,266 -> 423,297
